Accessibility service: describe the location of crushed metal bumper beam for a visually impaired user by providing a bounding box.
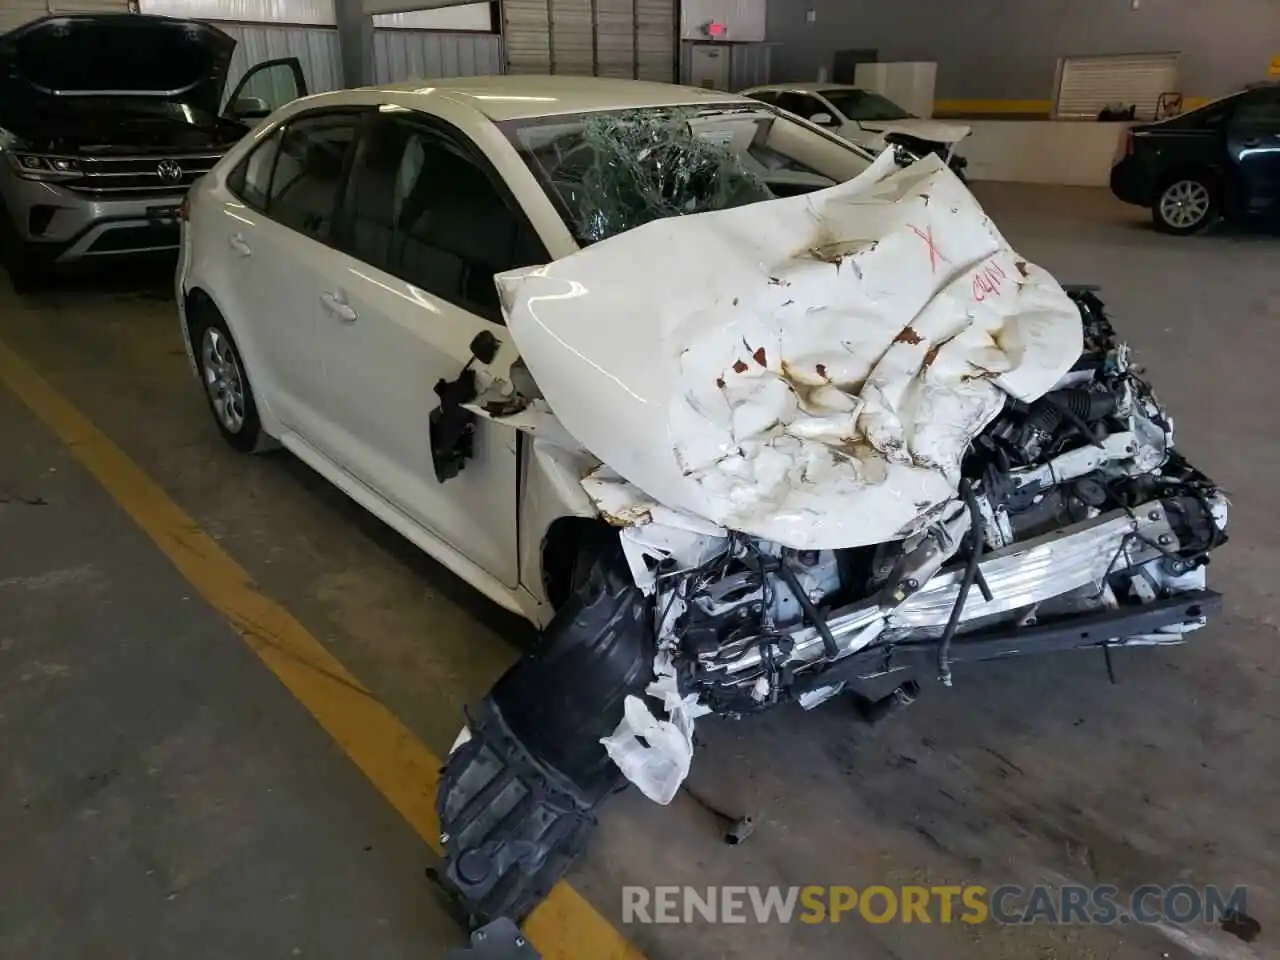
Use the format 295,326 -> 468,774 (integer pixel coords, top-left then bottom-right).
705,499 -> 1188,679
792,590 -> 1222,696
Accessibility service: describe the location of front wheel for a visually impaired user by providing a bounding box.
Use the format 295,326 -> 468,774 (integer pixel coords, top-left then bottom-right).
193,309 -> 265,453
1152,175 -> 1218,235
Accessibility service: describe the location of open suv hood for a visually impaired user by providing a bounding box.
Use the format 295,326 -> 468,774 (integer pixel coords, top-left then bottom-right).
0,14 -> 236,117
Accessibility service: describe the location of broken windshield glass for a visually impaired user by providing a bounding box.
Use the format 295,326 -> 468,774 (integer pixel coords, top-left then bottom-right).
503,105 -> 871,245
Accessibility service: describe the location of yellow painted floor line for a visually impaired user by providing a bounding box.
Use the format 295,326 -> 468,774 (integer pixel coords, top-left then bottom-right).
0,337 -> 643,960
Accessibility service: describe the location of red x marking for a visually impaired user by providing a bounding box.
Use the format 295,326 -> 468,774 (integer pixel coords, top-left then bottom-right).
907,222 -> 949,274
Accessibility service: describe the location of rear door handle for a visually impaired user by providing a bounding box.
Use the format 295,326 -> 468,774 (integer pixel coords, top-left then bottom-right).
320,289 -> 358,323
229,233 -> 251,256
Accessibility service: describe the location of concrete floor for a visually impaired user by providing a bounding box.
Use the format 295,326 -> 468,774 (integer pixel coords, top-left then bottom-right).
1,186 -> 1277,959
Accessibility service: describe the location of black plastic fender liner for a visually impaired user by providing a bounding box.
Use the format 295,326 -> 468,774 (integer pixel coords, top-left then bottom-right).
436,525 -> 655,924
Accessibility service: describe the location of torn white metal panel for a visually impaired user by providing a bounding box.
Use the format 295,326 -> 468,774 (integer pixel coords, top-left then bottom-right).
497,151 -> 1083,551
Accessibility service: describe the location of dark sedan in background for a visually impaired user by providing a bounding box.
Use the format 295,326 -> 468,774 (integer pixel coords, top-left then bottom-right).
1111,82 -> 1280,234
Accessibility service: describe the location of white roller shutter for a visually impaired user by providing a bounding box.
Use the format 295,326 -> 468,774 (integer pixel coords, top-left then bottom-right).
550,0 -> 592,74
594,0 -> 634,78
501,0 -> 672,79
634,0 -> 673,82
1054,53 -> 1179,121
0,1 -> 52,32
503,0 -> 551,74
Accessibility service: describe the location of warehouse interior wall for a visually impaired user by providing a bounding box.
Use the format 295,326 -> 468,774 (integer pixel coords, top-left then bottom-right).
766,0 -> 1280,102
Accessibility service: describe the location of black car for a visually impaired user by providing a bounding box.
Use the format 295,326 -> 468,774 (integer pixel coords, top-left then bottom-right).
1110,83 -> 1280,234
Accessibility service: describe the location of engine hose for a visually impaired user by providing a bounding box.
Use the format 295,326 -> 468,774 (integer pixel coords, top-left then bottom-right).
937,478 -> 985,687
778,559 -> 840,659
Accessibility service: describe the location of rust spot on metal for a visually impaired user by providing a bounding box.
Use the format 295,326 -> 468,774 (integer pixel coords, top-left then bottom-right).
1015,260 -> 1029,278
922,341 -> 943,370
815,363 -> 828,379
732,359 -> 749,374
752,347 -> 767,367
892,325 -> 924,346
716,376 -> 726,389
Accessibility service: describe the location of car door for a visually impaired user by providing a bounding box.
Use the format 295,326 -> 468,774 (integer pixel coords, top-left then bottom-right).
1226,88 -> 1280,213
222,58 -> 309,124
218,109 -> 365,445
301,112 -> 546,588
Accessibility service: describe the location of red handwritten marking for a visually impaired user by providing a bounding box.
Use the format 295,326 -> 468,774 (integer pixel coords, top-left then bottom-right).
971,261 -> 1009,302
907,223 -> 949,274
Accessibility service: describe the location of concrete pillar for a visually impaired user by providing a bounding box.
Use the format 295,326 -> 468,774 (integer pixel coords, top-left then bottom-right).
335,0 -> 376,89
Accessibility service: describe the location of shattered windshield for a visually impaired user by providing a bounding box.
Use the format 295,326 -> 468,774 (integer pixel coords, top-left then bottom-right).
501,105 -> 873,245
819,89 -> 913,121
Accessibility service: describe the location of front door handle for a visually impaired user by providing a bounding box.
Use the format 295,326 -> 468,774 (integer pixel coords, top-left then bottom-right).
320,289 -> 357,323
229,233 -> 252,256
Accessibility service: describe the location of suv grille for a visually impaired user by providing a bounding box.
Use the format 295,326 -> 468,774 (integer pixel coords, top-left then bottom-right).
66,154 -> 223,197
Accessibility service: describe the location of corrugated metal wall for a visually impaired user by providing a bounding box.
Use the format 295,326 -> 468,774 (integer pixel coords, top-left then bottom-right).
373,29 -> 503,83
728,42 -> 770,89
218,23 -> 501,97
1,0 -> 134,32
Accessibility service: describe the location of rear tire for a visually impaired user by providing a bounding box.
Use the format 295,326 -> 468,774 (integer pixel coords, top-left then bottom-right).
1152,174 -> 1218,235
190,305 -> 265,454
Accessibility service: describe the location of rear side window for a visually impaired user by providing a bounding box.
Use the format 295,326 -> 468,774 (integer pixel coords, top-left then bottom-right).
228,111 -> 362,242
235,128 -> 283,209
270,115 -> 360,241
776,92 -> 824,120
339,115 -> 545,320
748,91 -> 779,106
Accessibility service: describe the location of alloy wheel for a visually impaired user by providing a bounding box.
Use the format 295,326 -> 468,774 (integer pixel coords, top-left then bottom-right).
1158,180 -> 1211,230
201,326 -> 246,434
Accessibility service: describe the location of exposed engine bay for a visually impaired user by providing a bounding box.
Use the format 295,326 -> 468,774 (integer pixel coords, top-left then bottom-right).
434,288 -> 1227,927
429,142 -> 1228,928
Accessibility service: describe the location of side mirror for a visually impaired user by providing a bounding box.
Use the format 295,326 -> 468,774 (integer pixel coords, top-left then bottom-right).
230,96 -> 271,120
809,112 -> 836,127
470,330 -> 500,365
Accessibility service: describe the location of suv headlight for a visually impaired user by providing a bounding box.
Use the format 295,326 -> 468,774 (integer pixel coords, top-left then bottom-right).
8,153 -> 82,180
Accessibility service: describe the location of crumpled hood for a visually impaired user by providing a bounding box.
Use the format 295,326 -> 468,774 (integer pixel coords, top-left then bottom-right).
857,118 -> 972,145
496,151 -> 1082,550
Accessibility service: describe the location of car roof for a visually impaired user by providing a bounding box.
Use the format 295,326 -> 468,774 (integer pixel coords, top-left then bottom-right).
743,83 -> 861,94
364,75 -> 753,121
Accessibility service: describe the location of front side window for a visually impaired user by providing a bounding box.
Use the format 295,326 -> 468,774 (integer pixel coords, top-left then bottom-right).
340,115 -> 545,318
818,88 -> 912,121
502,105 -> 873,245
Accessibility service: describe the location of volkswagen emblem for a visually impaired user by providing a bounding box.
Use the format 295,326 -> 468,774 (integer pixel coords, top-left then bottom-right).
156,160 -> 183,185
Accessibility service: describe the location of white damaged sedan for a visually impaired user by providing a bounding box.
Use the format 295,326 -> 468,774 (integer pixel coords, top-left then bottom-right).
177,76 -> 1228,924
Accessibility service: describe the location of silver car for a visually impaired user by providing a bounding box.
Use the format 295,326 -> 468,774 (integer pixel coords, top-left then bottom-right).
0,13 -> 306,290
